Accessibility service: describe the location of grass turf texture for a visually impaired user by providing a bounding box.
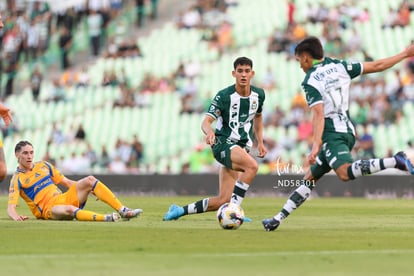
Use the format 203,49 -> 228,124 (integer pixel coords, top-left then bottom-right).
1,196 -> 414,275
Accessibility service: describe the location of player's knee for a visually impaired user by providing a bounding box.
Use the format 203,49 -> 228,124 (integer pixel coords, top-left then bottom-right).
336,164 -> 351,182
246,160 -> 258,174
212,195 -> 231,210
85,175 -> 97,186
63,205 -> 76,216
215,199 -> 228,210
219,195 -> 230,206
336,171 -> 350,182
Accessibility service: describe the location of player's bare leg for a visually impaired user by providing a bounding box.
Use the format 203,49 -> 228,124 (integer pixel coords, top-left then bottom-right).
50,205 -> 120,222
76,176 -> 142,220
227,146 -> 258,206
163,167 -> 238,221
206,166 -> 238,211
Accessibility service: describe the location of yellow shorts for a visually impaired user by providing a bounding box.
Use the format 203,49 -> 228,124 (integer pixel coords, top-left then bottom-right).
42,184 -> 80,220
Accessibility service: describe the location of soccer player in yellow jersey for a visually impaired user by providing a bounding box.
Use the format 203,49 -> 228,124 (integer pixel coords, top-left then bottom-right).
7,141 -> 143,222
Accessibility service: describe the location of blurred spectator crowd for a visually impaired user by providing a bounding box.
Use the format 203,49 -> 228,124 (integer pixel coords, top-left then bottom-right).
1,0 -> 414,175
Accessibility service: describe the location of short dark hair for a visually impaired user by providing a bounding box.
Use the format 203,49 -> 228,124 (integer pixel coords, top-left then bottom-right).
294,36 -> 324,59
233,56 -> 253,69
15,140 -> 33,153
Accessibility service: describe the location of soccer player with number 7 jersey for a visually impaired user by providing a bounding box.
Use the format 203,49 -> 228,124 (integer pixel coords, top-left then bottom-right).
263,36 -> 414,231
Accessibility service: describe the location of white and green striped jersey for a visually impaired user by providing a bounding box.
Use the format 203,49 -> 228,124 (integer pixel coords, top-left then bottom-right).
206,84 -> 265,148
302,57 -> 363,135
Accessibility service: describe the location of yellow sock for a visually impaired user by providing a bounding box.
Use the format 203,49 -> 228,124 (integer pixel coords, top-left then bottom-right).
74,209 -> 107,221
92,181 -> 123,211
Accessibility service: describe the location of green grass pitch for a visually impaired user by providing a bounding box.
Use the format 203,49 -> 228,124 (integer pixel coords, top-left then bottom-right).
1,195 -> 414,276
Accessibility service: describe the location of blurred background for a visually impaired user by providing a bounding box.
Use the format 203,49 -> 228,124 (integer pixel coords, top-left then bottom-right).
0,0 -> 413,176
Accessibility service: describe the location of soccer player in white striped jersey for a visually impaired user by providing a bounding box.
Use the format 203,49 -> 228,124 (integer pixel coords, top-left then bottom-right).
163,57 -> 267,221
263,36 -> 414,231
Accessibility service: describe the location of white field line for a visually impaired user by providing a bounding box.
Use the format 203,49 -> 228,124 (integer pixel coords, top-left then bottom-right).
1,249 -> 414,260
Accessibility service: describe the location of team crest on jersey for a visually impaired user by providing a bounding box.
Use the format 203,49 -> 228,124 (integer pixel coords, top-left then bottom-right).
251,100 -> 257,110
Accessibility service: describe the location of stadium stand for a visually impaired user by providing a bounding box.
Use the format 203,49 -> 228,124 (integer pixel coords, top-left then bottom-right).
1,0 -> 414,175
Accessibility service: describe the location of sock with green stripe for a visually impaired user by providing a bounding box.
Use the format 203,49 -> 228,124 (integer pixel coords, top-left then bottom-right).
183,198 -> 209,215
347,158 -> 395,179
230,181 -> 249,206
275,184 -> 313,223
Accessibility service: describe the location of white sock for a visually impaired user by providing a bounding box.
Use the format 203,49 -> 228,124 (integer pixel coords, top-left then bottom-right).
230,181 -> 249,205
350,158 -> 395,178
275,185 -> 311,222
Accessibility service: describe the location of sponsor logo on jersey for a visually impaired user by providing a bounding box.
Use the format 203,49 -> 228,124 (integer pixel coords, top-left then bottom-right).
313,67 -> 338,81
33,178 -> 53,193
230,103 -> 239,129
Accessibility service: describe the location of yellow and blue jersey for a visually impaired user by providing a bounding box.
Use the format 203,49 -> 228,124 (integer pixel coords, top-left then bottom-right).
8,161 -> 65,218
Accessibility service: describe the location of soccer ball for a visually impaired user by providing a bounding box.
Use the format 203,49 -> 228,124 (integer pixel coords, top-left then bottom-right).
216,203 -> 245,230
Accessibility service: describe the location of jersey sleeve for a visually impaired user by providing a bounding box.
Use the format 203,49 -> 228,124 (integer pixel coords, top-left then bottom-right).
206,92 -> 223,119
302,83 -> 323,108
43,161 -> 65,184
341,60 -> 363,79
257,88 -> 265,114
8,175 -> 20,205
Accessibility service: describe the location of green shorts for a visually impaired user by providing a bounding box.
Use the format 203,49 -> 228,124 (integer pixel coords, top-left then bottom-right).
311,132 -> 355,179
211,137 -> 247,169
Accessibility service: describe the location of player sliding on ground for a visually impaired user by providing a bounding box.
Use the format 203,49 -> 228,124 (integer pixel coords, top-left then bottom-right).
7,140 -> 143,222
262,36 -> 414,232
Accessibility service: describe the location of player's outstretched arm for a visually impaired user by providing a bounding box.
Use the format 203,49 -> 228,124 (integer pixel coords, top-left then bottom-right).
7,204 -> 29,221
362,43 -> 414,74
0,103 -> 12,126
58,176 -> 76,189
